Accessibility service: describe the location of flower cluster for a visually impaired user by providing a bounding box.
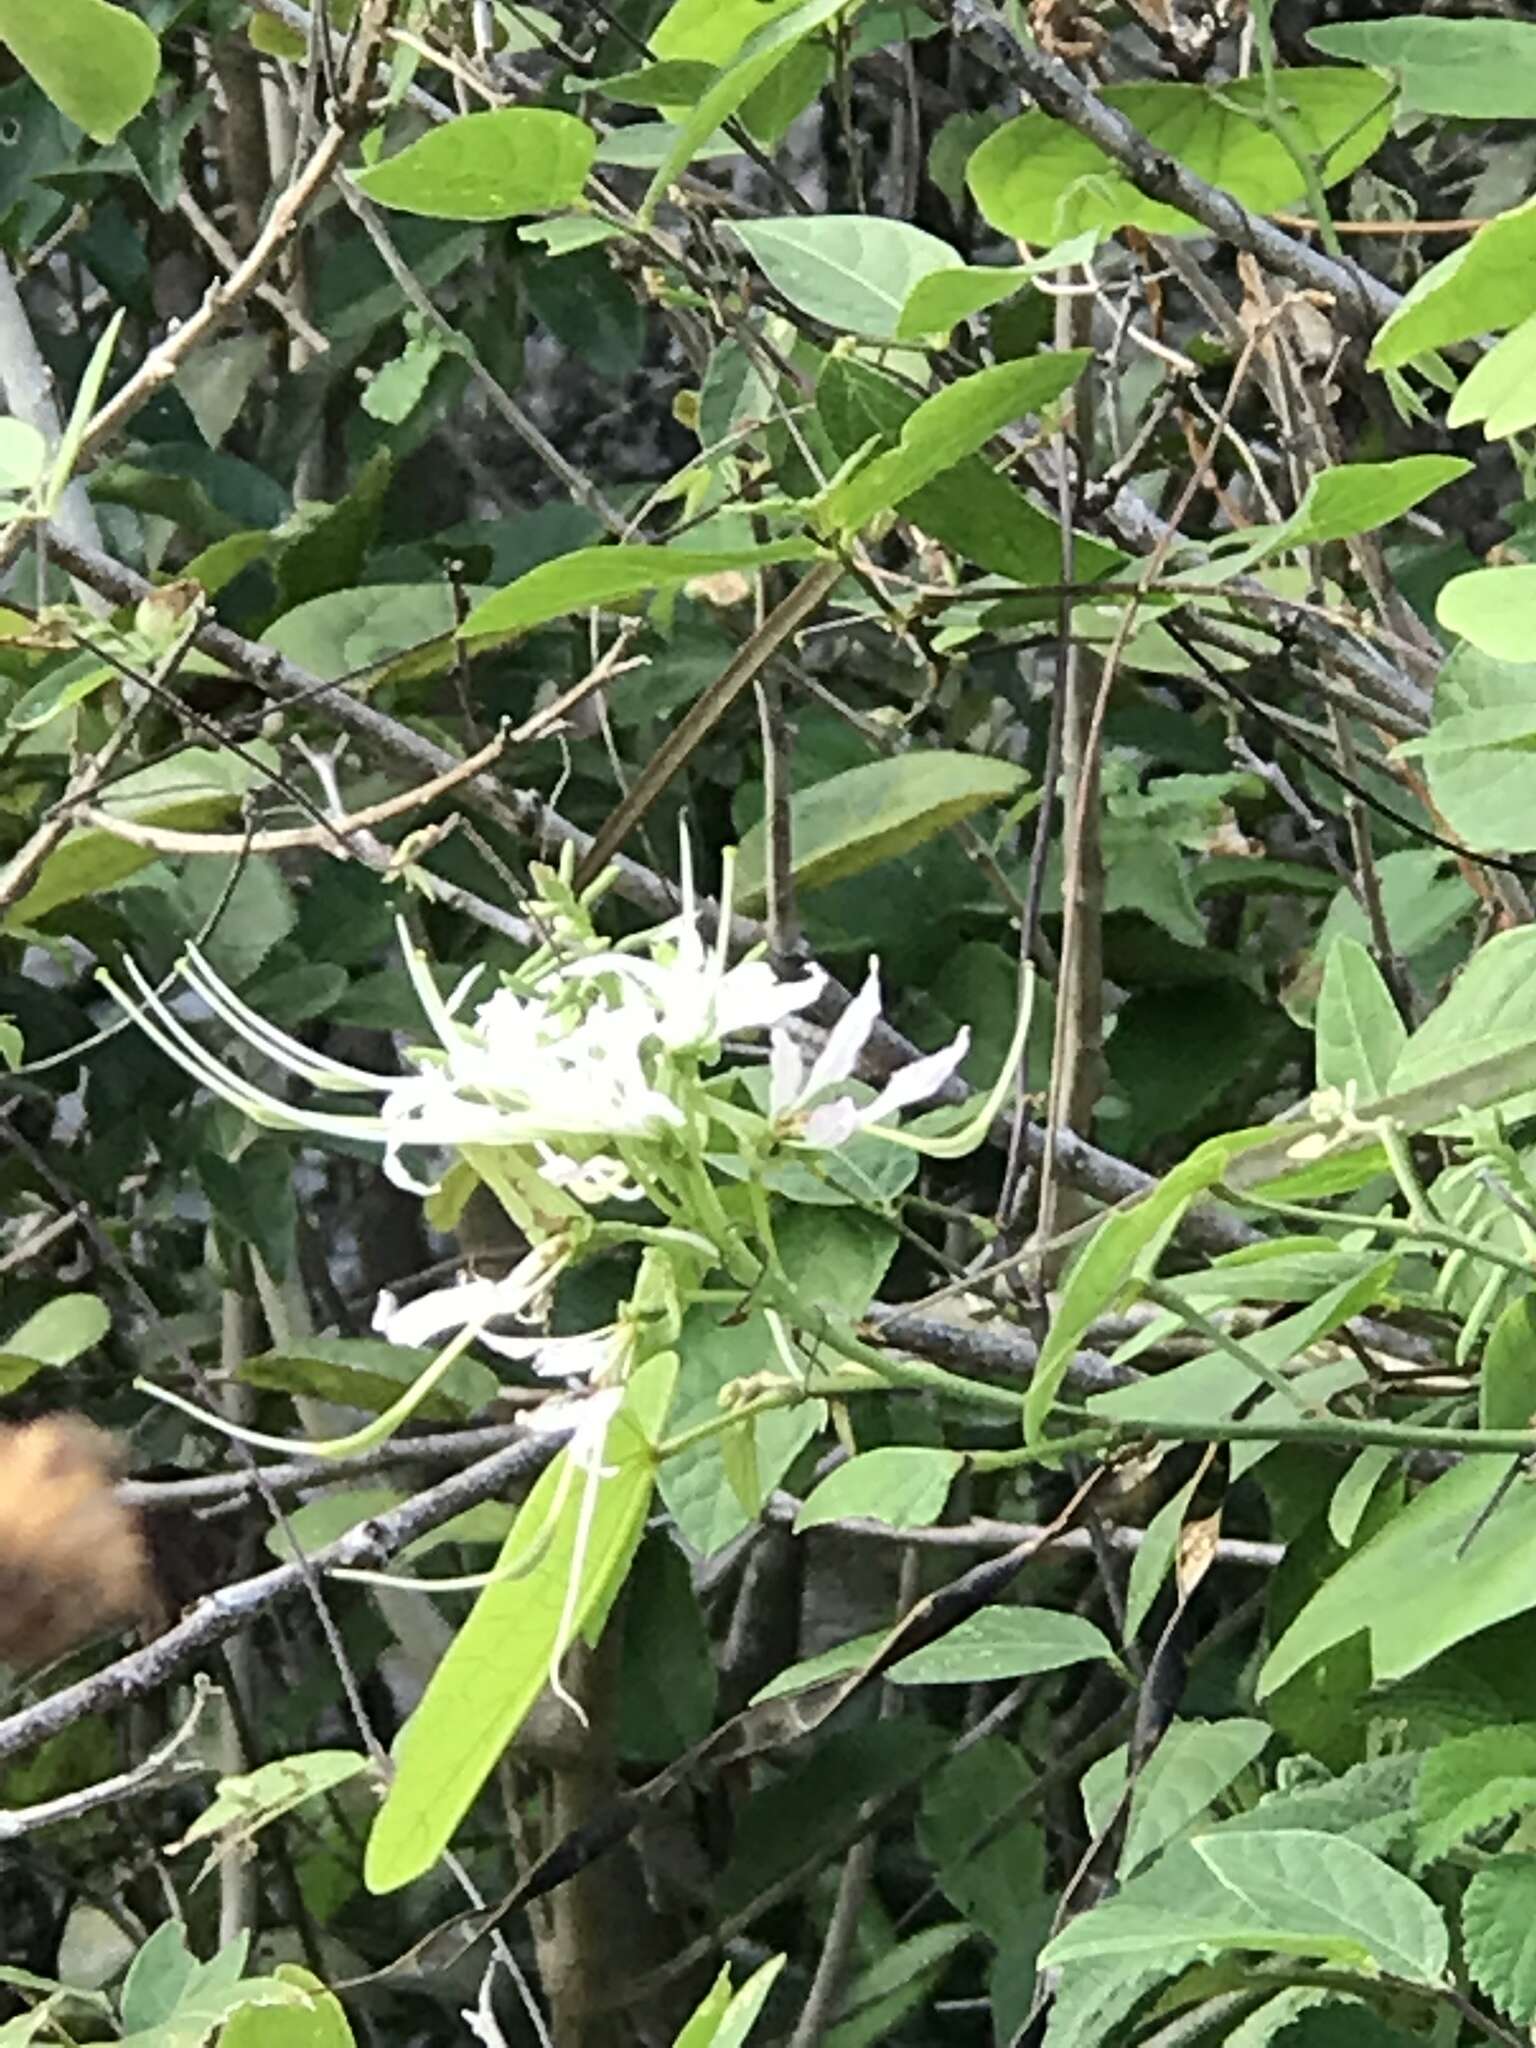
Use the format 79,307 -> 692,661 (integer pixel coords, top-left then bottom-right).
105,840 -> 997,1470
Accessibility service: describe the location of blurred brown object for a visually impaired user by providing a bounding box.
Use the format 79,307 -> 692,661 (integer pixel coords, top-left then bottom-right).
0,1418 -> 156,1668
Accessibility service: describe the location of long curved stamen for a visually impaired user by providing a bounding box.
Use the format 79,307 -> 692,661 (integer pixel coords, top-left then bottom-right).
109,962 -> 390,1143
181,944 -> 388,1094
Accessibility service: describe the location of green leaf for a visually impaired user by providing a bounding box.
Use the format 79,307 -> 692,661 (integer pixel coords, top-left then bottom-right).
1278,456 -> 1469,549
1025,1124 -> 1286,1442
752,1630 -> 888,1703
4,745 -> 261,928
219,1966 -> 357,2048
1482,1297 -> 1536,1433
1437,566 -> 1536,666
0,419 -> 47,493
641,0 -> 861,220
1327,1446 -> 1395,1548
1310,17 -> 1536,120
659,1208 -> 881,1552
351,109 -> 597,220
1464,1855 -> 1536,2024
238,1338 -> 498,1423
651,0 -> 809,64
816,351 -> 1089,535
968,70 -> 1393,243
1315,937 -> 1404,1098
1081,1720 -> 1271,1877
889,1606 -> 1116,1685
918,1740 -> 1043,1946
1448,311 -> 1536,441
736,752 -> 1029,909
895,233 -> 1100,340
459,539 -> 816,639
1398,642 -> 1536,854
0,0 -> 159,141
2,1292 -> 108,1368
172,1753 -> 370,1857
815,355 -> 1121,585
1370,197 -> 1536,369
364,1386 -> 657,1891
1415,1725 -> 1536,1866
823,1924 -> 968,2047
1387,924 -> 1536,1104
794,1447 -> 962,1531
1123,1473 -> 1197,1641
1259,1458 -> 1536,1698
1039,1831 -> 1447,1982
677,1955 -> 786,2048
729,215 -> 960,339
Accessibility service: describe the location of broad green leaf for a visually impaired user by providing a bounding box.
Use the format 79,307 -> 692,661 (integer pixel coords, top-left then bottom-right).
1315,937 -> 1404,1098
1481,1297 -> 1536,1433
0,419 -> 46,493
1415,1724 -> 1536,1866
1397,643 -> 1536,853
1081,1720 -> 1271,1877
1388,925 -> 1536,1103
365,1386 -> 657,1890
1040,1831 -> 1447,1982
918,1740 -> 1043,1946
730,215 -> 960,339
1025,1123 -> 1286,1442
889,1606 -> 1116,1685
1437,566 -> 1536,666
1310,17 -> 1536,120
171,1753 -> 369,1856
1280,456 -> 1469,549
815,355 -> 1122,584
736,752 -> 1029,909
459,540 -> 817,639
1259,1457 -> 1536,1698
641,0 -> 863,220
1448,311 -> 1536,440
1464,1855 -> 1536,2024
817,351 -> 1089,535
794,1446 -> 962,1531
1327,1446 -> 1394,1548
659,1208 -> 884,1552
0,0 -> 159,141
352,109 -> 597,220
5,746 -> 262,928
752,1630 -> 887,1702
1123,1473 -> 1198,1641
1371,197 -> 1536,369
2,1292 -> 108,1367
238,1338 -> 499,1422
264,582 -> 495,684
651,0 -> 808,64
895,233 -> 1100,339
219,1966 -> 356,2048
968,70 -> 1393,243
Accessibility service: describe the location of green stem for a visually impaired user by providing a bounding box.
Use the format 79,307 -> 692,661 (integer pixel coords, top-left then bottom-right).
1141,1277 -> 1320,1414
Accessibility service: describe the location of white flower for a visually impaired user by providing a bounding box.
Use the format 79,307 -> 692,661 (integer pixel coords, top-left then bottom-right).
372,1241 -> 569,1356
769,959 -> 969,1147
557,830 -> 825,1054
523,1383 -> 624,1474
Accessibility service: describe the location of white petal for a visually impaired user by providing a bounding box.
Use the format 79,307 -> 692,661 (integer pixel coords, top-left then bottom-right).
805,960 -> 881,1099
524,1385 -> 623,1472
769,1028 -> 805,1115
861,1028 -> 971,1125
715,960 -> 826,1039
480,1328 -> 614,1378
372,1272 -> 536,1349
802,1097 -> 861,1147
